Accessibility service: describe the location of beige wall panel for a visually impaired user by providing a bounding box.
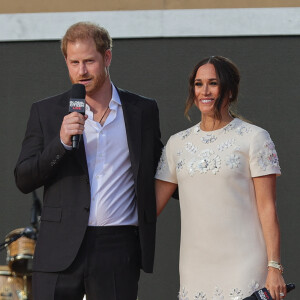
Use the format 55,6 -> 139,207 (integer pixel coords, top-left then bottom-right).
165,0 -> 300,9
0,0 -> 165,14
1,0 -> 300,13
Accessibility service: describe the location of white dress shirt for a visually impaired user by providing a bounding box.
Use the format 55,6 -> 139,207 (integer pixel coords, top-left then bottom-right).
83,84 -> 138,226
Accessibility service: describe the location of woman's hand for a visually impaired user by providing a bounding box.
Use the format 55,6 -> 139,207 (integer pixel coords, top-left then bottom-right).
155,179 -> 177,216
265,267 -> 286,300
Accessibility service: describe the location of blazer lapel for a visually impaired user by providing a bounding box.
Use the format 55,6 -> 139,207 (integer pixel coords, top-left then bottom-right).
118,88 -> 142,181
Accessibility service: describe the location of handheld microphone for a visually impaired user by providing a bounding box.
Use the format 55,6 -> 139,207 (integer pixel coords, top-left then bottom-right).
68,84 -> 86,149
243,283 -> 295,300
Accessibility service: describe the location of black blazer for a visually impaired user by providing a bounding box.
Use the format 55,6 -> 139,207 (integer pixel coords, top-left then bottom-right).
14,87 -> 163,273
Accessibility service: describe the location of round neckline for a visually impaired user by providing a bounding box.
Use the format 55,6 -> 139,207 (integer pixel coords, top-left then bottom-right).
197,118 -> 239,134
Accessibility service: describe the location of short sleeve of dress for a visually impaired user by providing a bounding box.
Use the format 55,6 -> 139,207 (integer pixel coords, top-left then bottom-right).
249,129 -> 281,177
155,136 -> 178,184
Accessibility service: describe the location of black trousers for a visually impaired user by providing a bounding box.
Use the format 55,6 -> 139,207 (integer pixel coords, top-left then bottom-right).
32,226 -> 141,300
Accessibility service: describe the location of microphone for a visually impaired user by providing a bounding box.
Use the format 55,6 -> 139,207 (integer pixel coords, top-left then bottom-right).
5,227 -> 37,245
243,283 -> 295,300
22,226 -> 37,240
69,84 -> 86,149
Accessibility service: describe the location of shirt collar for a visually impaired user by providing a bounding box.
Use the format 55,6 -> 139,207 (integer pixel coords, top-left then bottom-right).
85,82 -> 121,112
111,83 -> 121,106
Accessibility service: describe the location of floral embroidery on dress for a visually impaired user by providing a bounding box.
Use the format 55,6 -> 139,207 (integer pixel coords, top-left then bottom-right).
248,280 -> 260,295
229,288 -> 243,300
201,134 -> 217,144
178,128 -> 192,140
177,159 -> 185,171
188,157 -> 199,176
194,291 -> 207,300
257,139 -> 280,171
226,154 -> 240,169
209,155 -> 221,174
179,280 -> 261,300
156,147 -> 167,175
235,124 -> 251,136
217,138 -> 235,152
188,150 -> 221,175
212,287 -> 224,300
223,121 -> 237,134
178,287 -> 189,300
185,142 -> 198,154
177,150 -> 183,156
194,124 -> 201,133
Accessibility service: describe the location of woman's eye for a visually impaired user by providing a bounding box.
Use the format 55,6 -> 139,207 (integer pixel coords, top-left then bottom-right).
210,81 -> 218,86
195,82 -> 202,87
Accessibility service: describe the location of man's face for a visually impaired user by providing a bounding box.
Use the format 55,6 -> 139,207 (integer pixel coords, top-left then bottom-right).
65,38 -> 111,96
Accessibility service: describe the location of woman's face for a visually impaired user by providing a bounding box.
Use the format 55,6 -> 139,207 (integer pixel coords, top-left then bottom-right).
193,63 -> 220,117
194,63 -> 230,120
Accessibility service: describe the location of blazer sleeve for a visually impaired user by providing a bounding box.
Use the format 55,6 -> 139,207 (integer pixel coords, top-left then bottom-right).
152,100 -> 164,174
14,102 -> 68,194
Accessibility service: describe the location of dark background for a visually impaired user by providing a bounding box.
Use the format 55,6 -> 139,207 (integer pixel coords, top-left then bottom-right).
0,36 -> 299,299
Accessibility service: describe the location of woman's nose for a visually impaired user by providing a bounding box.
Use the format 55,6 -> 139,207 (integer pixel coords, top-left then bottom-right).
202,84 -> 210,95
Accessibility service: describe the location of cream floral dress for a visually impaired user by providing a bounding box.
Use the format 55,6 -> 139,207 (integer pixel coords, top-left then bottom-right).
155,118 -> 281,300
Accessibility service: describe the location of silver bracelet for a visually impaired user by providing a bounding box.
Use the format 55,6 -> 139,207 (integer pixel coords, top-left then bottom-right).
268,260 -> 284,274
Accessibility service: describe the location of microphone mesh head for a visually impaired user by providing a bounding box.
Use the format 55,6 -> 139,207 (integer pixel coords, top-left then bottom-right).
71,84 -> 86,98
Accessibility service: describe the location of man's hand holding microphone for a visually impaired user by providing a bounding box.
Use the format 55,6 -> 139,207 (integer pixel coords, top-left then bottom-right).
60,84 -> 87,149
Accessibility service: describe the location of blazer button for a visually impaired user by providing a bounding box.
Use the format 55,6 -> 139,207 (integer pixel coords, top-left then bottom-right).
84,207 -> 90,212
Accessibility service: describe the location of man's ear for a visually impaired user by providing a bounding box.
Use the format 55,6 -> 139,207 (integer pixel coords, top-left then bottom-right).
104,50 -> 112,67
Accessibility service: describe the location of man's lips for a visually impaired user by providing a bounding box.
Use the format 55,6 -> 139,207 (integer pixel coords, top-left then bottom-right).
78,78 -> 92,84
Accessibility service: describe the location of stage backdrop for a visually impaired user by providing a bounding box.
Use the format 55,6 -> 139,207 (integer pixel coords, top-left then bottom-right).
0,36 -> 299,299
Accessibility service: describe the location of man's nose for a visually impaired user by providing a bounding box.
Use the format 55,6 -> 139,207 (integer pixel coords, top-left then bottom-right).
79,63 -> 87,75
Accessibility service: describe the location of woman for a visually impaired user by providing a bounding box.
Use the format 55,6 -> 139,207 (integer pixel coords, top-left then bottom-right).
155,56 -> 286,300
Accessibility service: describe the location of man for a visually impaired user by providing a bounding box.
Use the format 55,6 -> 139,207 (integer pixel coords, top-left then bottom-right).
14,22 -> 163,300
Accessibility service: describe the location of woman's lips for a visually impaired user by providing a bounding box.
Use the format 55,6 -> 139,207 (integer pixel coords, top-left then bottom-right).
201,98 -> 214,103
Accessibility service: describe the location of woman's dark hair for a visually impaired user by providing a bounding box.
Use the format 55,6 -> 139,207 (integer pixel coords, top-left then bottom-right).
185,56 -> 240,120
